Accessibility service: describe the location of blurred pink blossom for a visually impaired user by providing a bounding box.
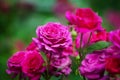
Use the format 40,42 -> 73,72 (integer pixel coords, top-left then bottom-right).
106,10 -> 120,29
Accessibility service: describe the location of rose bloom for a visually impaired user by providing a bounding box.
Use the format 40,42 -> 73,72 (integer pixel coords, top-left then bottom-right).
79,50 -> 106,80
106,10 -> 120,29
50,56 -> 71,69
50,56 -> 71,76
33,22 -> 72,54
21,50 -> 45,80
105,45 -> 120,57
6,51 -> 26,77
105,56 -> 120,74
109,29 -> 120,48
66,8 -> 102,33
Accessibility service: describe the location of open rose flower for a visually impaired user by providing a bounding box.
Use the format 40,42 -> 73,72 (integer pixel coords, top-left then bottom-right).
21,50 -> 45,80
79,50 -> 106,80
66,8 -> 102,33
33,22 -> 72,54
6,51 -> 26,78
105,56 -> 120,74
109,29 -> 120,48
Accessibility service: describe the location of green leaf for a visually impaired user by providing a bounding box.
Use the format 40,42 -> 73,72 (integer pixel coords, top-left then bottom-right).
87,41 -> 110,53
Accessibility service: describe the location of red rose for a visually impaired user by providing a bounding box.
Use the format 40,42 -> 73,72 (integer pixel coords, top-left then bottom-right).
66,8 -> 102,33
105,56 -> 120,74
21,50 -> 45,80
7,51 -> 26,75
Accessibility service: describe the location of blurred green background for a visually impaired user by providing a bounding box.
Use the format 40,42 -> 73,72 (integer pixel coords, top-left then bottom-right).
0,0 -> 119,80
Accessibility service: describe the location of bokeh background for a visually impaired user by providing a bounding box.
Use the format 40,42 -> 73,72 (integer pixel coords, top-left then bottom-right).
0,0 -> 119,79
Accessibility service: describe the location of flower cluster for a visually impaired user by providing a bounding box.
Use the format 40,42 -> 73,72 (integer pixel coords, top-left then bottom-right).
66,8 -> 120,80
6,43 -> 45,80
7,22 -> 73,80
6,8 -> 120,80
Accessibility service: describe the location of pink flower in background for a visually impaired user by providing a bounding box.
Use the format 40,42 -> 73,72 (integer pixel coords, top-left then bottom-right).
109,29 -> 120,48
6,51 -> 26,77
21,50 -> 45,80
106,10 -> 120,29
14,40 -> 25,51
66,8 -> 102,33
53,0 -> 75,16
91,29 -> 109,43
33,22 -> 72,54
0,0 -> 10,13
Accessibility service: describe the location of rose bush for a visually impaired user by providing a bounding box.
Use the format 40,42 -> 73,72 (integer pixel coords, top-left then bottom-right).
6,8 -> 120,80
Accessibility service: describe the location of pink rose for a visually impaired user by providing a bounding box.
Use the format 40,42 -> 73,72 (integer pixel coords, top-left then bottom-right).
50,56 -> 71,69
109,29 -> 120,48
33,22 -> 72,54
6,51 -> 26,77
79,50 -> 106,80
50,56 -> 72,76
21,50 -> 45,80
66,8 -> 102,33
